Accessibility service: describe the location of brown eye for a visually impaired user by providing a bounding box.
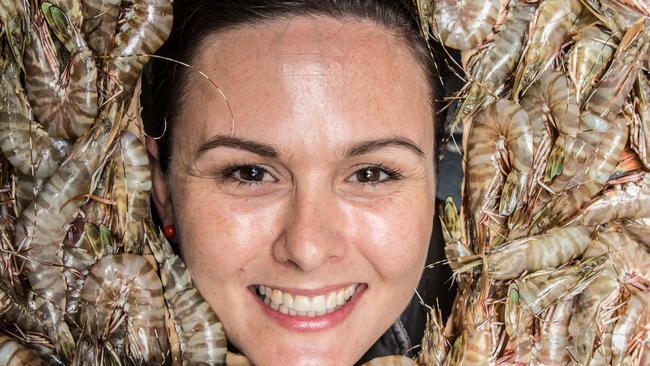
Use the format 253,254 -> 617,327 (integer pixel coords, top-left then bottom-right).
348,164 -> 402,184
230,165 -> 274,183
355,167 -> 383,183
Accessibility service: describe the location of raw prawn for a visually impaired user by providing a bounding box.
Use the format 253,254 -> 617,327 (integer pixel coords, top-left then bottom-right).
146,226 -> 227,364
457,226 -> 596,280
440,197 -> 471,271
81,0 -> 121,57
581,0 -> 646,35
512,0 -> 583,99
533,298 -> 574,365
14,103 -> 123,362
112,132 -> 151,254
568,268 -> 619,365
503,285 -> 533,365
23,2 -> 98,139
104,0 -> 173,99
585,19 -> 649,120
515,255 -> 607,316
566,24 -> 616,105
569,173 -> 650,226
452,0 -> 537,129
630,72 -> 650,169
0,56 -> 70,179
417,307 -> 447,366
0,333 -> 49,366
427,0 -> 501,50
519,70 -> 580,184
610,288 -> 649,366
464,98 -> 533,226
0,0 -> 28,70
78,254 -> 169,365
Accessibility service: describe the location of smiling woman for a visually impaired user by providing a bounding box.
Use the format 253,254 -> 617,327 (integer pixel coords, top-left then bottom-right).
143,1 -> 446,365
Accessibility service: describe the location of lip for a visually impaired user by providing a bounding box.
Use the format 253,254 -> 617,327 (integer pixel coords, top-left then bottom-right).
250,283 -> 367,332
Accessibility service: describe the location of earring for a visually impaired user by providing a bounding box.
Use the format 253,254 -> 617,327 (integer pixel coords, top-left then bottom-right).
163,224 -> 176,240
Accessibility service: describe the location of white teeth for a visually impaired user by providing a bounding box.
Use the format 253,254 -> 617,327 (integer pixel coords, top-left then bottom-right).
294,295 -> 310,312
279,305 -> 289,315
283,292 -> 293,308
271,289 -> 283,305
310,295 -> 325,313
257,284 -> 358,317
326,292 -> 337,309
336,290 -> 345,305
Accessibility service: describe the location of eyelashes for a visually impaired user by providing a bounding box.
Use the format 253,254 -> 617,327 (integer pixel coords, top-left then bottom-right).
215,163 -> 403,187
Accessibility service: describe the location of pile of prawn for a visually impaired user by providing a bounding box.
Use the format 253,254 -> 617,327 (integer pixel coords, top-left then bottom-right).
406,0 -> 650,365
0,0 -> 228,364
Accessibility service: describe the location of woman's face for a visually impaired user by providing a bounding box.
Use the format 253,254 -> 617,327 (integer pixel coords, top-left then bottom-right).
151,16 -> 436,365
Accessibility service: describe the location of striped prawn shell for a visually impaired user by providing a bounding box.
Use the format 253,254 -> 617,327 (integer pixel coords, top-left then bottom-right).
362,355 -> 418,366
23,5 -> 98,140
464,99 -> 532,222
113,132 -> 152,254
566,24 -> 616,105
14,103 -> 121,362
81,0 -> 121,57
452,0 -> 537,128
0,333 -> 49,366
485,225 -> 595,280
512,0 -> 583,99
147,227 -> 227,365
534,299 -> 574,365
105,0 -> 173,99
80,254 -> 169,364
430,0 -> 501,50
585,19 -> 649,120
0,60 -> 69,179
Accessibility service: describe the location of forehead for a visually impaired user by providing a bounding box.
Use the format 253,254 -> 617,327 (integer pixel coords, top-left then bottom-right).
178,16 -> 433,155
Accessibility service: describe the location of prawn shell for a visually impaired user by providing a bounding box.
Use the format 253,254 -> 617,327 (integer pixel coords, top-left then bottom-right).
81,254 -> 169,364
432,0 -> 501,50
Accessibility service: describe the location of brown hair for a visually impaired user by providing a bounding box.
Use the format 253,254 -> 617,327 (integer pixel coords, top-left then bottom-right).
142,0 -> 444,172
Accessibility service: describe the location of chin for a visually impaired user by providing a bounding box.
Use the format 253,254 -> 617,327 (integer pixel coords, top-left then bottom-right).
242,337 -> 364,366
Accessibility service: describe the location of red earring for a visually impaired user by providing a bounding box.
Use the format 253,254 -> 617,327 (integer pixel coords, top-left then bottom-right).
163,224 -> 176,240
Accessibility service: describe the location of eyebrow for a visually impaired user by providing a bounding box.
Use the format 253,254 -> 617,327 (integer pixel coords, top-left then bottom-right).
345,137 -> 424,158
196,135 -> 424,158
197,135 -> 279,158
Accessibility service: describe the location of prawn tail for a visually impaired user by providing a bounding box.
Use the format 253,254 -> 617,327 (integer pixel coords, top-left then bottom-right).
499,172 -> 527,216
544,139 -> 565,184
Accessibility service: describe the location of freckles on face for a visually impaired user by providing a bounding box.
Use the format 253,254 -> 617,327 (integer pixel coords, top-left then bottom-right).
162,16 -> 436,366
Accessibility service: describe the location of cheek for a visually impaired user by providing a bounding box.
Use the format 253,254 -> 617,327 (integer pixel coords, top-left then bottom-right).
343,192 -> 434,282
172,186 -> 286,281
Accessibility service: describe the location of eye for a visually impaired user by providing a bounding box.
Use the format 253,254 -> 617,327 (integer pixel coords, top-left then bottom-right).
225,165 -> 275,184
347,164 -> 402,184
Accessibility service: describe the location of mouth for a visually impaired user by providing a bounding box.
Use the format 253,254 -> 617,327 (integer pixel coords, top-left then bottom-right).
252,283 -> 362,317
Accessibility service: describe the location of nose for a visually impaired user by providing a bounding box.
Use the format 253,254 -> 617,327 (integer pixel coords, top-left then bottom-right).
273,184 -> 345,272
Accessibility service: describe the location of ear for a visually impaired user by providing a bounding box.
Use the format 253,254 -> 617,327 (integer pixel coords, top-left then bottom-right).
147,137 -> 174,225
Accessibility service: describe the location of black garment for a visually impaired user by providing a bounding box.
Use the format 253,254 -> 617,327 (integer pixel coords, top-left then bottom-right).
356,208 -> 456,364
